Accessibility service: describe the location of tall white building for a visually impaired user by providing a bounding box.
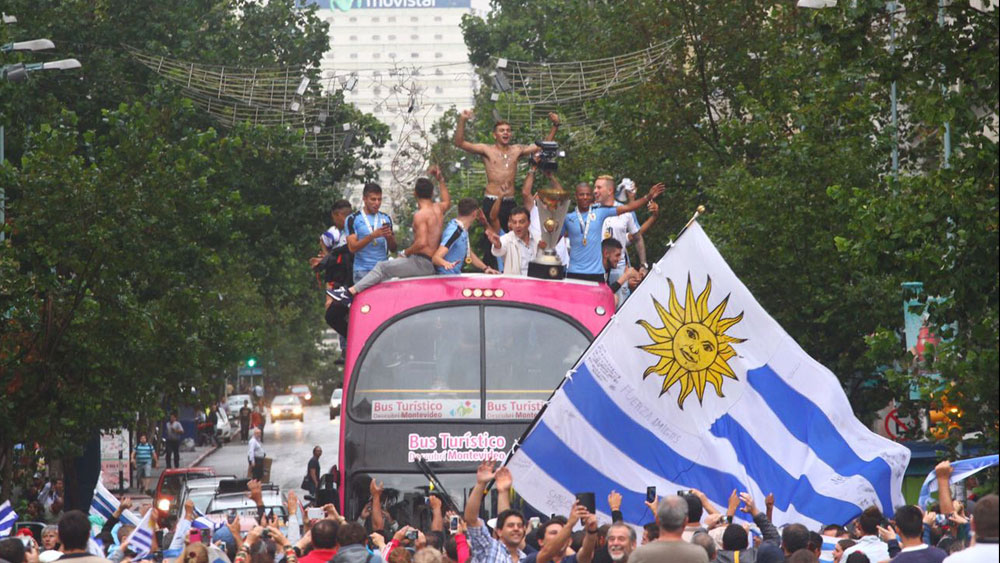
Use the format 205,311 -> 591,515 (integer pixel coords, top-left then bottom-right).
310,0 -> 478,210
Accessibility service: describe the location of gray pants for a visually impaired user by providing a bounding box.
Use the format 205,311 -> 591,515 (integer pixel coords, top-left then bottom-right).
355,255 -> 434,293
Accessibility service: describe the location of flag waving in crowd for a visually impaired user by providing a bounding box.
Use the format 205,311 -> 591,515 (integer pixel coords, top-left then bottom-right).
508,221 -> 911,529
0,500 -> 17,537
90,477 -> 140,528
124,506 -> 155,558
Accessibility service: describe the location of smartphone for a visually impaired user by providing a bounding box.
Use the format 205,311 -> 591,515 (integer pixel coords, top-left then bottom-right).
528,516 -> 540,530
646,486 -> 657,503
152,551 -> 164,563
449,515 -> 461,533
227,510 -> 238,524
307,507 -> 324,520
575,492 -> 596,514
677,489 -> 690,496
216,541 -> 228,553
405,529 -> 418,542
189,529 -> 203,544
18,536 -> 36,550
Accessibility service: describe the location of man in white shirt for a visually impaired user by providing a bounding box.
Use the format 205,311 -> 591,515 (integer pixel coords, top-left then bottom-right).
488,206 -> 539,276
593,174 -> 658,306
842,506 -> 890,563
247,428 -> 266,480
944,494 -> 998,563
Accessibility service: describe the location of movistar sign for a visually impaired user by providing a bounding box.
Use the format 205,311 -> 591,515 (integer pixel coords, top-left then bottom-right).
298,0 -> 471,10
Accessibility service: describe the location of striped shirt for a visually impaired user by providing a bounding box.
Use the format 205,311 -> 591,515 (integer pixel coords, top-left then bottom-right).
134,443 -> 155,465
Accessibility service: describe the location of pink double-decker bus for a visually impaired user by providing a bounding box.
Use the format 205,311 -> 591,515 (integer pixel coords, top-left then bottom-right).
336,274 -> 614,525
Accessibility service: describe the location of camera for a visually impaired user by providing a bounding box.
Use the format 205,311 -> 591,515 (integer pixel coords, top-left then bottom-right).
405,529 -> 418,542
535,141 -> 564,172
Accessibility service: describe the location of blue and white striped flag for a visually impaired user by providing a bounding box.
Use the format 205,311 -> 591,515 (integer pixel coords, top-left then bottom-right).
819,536 -> 838,563
124,508 -> 155,558
192,507 -> 224,531
917,454 -> 999,509
90,478 -> 140,527
508,221 -> 910,529
0,500 -> 18,537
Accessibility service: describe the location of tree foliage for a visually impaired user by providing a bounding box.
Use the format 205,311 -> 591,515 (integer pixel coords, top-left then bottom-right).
441,0 -> 998,449
0,0 -> 387,498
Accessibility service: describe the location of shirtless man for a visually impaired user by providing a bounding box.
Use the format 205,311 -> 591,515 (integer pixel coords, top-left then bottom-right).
453,109 -> 560,232
327,167 -> 450,306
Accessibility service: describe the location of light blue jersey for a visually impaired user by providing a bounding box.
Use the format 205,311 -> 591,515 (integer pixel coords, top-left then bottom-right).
437,219 -> 468,275
346,210 -> 393,272
562,205 -> 618,274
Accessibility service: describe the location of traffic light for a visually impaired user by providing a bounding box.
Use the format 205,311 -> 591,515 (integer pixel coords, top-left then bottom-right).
246,357 -> 257,368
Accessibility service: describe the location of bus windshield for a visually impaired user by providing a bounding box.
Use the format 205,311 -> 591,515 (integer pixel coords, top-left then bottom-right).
350,304 -> 589,421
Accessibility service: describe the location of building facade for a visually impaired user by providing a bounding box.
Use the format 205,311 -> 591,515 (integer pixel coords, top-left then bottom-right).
309,0 -> 477,209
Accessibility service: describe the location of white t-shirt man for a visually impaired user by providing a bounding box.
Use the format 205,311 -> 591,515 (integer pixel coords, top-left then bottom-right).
943,542 -> 999,563
601,203 -> 640,270
492,231 -> 540,276
842,535 -> 890,563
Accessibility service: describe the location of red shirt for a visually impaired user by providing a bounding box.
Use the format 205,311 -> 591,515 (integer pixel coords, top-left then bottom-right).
299,547 -> 339,563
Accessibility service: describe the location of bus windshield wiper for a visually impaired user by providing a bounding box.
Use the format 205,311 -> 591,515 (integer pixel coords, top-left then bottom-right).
412,455 -> 461,513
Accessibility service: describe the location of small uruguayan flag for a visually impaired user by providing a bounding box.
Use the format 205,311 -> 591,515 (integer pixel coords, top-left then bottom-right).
192,507 -> 224,531
819,536 -> 838,563
90,478 -> 139,527
917,454 -> 999,509
124,509 -> 155,558
0,500 -> 18,537
508,221 -> 910,529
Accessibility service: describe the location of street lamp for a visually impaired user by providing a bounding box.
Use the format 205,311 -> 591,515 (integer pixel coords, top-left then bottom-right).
2,59 -> 82,82
1,25 -> 81,241
2,39 -> 55,52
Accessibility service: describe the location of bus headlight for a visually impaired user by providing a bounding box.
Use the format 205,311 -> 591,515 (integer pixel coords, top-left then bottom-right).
271,407 -> 280,416
293,406 -> 302,414
157,498 -> 171,512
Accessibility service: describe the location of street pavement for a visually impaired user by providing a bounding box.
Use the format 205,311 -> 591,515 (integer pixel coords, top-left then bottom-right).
198,405 -> 340,494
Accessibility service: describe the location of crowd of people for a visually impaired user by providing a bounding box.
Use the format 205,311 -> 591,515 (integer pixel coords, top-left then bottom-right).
312,111 -> 664,354
3,458 -> 993,563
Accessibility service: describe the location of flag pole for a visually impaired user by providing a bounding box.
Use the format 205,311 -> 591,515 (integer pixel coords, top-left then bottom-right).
500,204 -> 707,470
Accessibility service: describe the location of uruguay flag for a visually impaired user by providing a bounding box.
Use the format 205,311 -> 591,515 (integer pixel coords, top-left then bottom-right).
90,478 -> 140,527
124,509 -> 155,559
0,500 -> 17,537
192,507 -> 225,531
508,221 -> 910,529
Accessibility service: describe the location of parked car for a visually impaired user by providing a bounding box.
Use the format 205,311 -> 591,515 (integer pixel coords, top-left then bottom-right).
226,394 -> 253,420
154,467 -> 216,524
270,394 -> 303,422
329,388 -> 342,420
289,384 -> 312,404
177,475 -> 237,515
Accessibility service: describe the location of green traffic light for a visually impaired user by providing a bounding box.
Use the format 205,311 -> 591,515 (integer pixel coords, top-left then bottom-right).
247,357 -> 257,368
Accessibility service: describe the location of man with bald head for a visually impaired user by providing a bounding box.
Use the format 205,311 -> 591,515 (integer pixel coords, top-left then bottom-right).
628,496 -> 708,563
247,427 -> 265,480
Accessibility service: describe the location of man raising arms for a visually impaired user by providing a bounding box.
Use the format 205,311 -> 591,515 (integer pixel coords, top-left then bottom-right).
454,110 -> 560,231
328,167 -> 450,305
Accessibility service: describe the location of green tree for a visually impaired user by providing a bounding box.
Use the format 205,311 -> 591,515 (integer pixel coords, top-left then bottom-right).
0,0 -> 387,502
446,0 -> 998,445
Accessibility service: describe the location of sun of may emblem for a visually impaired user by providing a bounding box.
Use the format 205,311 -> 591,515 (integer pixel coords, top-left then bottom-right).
636,275 -> 746,408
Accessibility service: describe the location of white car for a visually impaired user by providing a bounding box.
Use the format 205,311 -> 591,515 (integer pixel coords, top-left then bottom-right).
270,394 -> 304,422
329,388 -> 342,420
215,408 -> 235,442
